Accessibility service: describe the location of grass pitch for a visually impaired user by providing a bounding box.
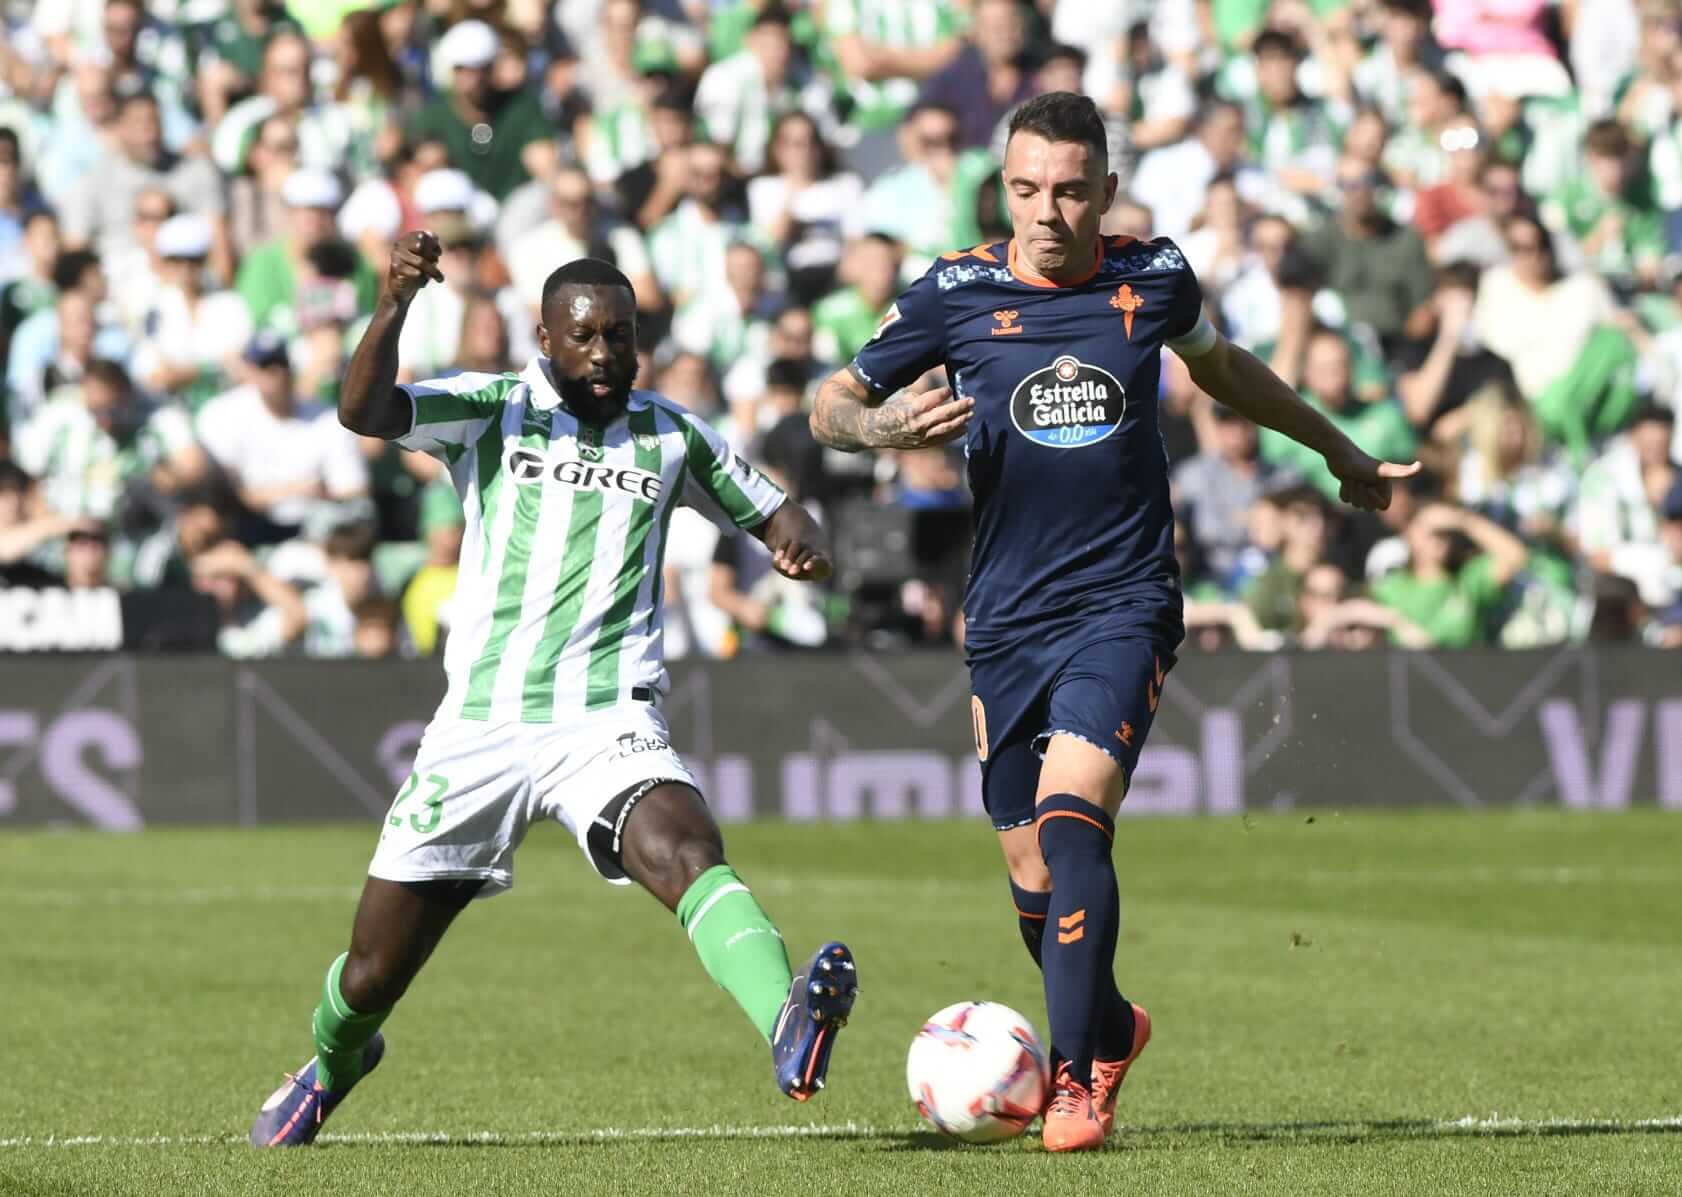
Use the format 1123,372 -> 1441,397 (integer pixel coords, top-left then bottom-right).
2,810 -> 1679,1196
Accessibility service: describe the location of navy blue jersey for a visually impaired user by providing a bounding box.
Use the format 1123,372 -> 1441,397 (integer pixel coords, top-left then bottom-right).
850,235 -> 1214,659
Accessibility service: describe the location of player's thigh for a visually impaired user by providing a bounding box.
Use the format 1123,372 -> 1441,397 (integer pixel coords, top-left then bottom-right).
1036,639 -> 1176,816
530,704 -> 704,898
368,717 -> 532,899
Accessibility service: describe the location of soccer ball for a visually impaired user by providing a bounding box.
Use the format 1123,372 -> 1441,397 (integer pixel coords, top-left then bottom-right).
906,1001 -> 1050,1143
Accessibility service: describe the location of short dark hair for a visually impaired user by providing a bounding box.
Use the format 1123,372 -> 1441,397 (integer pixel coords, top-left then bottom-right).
325,522 -> 378,561
1006,91 -> 1108,167
0,126 -> 19,162
1253,29 -> 1301,59
1039,42 -> 1087,71
84,359 -> 131,392
52,248 -> 101,293
1584,118 -> 1634,160
352,595 -> 401,628
752,3 -> 792,29
541,257 -> 635,311
0,459 -> 32,493
765,357 -> 807,393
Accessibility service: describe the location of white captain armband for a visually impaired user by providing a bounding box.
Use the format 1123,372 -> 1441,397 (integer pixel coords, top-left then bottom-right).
1165,311 -> 1218,358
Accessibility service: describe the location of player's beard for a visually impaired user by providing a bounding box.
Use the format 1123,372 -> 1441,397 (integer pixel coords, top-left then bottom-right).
556,367 -> 633,421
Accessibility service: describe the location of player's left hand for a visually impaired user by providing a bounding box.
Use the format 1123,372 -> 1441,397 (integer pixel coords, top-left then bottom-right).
757,500 -> 834,583
770,541 -> 832,583
1325,445 -> 1422,511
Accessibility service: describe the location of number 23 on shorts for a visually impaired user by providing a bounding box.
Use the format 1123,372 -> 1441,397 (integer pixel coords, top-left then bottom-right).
387,772 -> 448,834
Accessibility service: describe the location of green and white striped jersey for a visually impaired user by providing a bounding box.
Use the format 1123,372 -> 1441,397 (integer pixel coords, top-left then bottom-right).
820,0 -> 960,131
398,357 -> 786,724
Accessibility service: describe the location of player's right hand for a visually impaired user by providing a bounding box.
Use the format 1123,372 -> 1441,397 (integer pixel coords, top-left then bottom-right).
388,231 -> 444,303
878,385 -> 974,449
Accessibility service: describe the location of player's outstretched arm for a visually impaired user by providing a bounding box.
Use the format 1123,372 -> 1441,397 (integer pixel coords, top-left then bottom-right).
751,499 -> 833,583
1181,333 -> 1420,511
340,231 -> 445,440
809,367 -> 974,452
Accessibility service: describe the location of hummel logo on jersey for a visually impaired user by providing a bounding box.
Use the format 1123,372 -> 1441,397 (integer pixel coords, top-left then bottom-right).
578,425 -> 604,462
611,730 -> 668,759
504,446 -> 663,501
991,309 -> 1023,336
520,406 -> 551,435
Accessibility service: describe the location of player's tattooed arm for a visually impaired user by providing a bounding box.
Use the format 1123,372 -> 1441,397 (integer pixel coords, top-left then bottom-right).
810,367 -> 974,452
340,231 -> 445,440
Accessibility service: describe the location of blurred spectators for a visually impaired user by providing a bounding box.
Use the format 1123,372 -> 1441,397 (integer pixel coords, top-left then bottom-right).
0,0 -> 1674,657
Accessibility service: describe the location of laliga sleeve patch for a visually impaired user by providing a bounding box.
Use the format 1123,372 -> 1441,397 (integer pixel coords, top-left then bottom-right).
869,302 -> 901,340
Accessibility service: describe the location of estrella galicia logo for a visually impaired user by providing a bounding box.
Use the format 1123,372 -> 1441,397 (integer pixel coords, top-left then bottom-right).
1009,354 -> 1125,448
503,446 -> 663,501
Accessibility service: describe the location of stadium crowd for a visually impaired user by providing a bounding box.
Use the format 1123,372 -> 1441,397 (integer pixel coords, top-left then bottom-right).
0,0 -> 1680,658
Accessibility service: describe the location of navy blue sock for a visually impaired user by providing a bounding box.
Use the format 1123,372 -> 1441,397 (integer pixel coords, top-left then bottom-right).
1009,880 -> 1050,967
1037,794 -> 1120,1089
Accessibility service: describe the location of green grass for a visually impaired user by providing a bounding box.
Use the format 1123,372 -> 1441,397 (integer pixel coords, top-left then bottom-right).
2,811 -> 1679,1195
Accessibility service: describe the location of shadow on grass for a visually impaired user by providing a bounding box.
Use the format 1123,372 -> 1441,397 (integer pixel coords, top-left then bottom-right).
874,1117 -> 1682,1153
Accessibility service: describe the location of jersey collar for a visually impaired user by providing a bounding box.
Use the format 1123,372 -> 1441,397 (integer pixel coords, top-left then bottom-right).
521,356 -> 651,417
1007,237 -> 1105,288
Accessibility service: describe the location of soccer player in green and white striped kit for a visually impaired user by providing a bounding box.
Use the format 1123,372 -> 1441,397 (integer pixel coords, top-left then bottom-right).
251,233 -> 857,1147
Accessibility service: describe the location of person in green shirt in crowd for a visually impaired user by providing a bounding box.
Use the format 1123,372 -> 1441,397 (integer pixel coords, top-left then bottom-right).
1543,118 -> 1665,292
1261,326 -> 1418,501
813,232 -> 902,364
236,168 -> 379,335
405,20 -> 552,201
1371,500 -> 1529,647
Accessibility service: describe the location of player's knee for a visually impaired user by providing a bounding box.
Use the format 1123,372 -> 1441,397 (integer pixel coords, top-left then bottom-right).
998,828 -> 1051,891
621,785 -> 725,903
1035,793 -> 1116,869
340,945 -> 412,1011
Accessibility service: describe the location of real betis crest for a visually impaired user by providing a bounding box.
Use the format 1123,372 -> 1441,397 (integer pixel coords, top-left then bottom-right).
578,424 -> 604,462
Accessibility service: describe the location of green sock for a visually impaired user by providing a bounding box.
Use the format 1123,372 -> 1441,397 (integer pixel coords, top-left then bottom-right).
676,865 -> 794,1042
311,953 -> 391,1092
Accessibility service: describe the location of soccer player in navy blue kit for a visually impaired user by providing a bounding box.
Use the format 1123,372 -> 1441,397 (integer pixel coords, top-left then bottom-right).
811,93 -> 1420,1152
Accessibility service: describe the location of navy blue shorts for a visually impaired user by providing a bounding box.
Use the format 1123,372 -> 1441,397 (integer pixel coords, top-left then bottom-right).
968,635 -> 1176,832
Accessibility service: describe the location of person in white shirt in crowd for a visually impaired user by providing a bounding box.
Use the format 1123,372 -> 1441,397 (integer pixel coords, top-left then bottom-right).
647,139 -> 752,327
671,240 -> 775,376
1086,21 -> 1197,157
5,270 -> 134,429
12,357 -> 206,524
506,165 -> 657,322
133,213 -> 254,411
1130,99 -> 1268,242
721,303 -> 830,439
394,168 -> 502,380
695,5 -> 833,175
189,526 -> 309,659
212,30 -> 354,180
195,330 -> 371,542
1572,405 -> 1680,610
303,521 -> 380,658
58,90 -> 226,270
746,112 -> 865,304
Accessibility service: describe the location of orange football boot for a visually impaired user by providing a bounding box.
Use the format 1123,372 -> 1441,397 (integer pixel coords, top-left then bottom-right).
1091,1002 -> 1152,1137
1042,1061 -> 1105,1152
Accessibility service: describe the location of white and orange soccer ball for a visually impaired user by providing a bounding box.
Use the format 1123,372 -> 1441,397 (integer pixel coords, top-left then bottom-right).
906,1001 -> 1050,1143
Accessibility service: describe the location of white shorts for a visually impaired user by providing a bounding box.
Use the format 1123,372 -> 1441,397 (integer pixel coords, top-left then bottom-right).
367,705 -> 699,897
